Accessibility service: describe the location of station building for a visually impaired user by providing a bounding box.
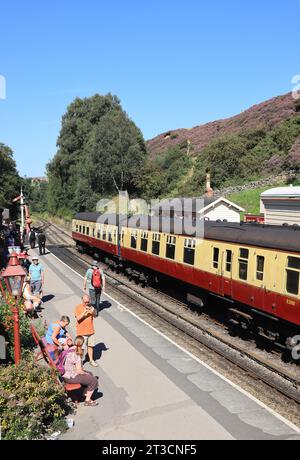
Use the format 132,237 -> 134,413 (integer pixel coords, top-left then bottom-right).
152,196 -> 245,223
260,185 -> 300,226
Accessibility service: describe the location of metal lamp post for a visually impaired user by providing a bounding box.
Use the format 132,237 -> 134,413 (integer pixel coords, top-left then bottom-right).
0,253 -> 27,364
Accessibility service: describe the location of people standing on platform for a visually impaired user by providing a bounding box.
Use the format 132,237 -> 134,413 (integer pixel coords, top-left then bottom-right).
37,230 -> 46,256
62,336 -> 99,407
75,295 -> 98,367
83,261 -> 106,316
29,229 -> 36,249
29,256 -> 44,299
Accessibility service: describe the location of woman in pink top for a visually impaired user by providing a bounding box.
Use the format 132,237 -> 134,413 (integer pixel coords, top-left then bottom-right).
63,336 -> 99,407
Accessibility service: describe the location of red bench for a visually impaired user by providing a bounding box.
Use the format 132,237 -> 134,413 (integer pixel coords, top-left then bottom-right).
30,324 -> 82,401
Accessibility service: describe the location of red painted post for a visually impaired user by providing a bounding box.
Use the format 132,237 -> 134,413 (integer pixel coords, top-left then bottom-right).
12,297 -> 21,365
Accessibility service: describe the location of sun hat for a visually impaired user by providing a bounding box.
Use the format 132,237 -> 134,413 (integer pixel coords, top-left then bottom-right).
92,260 -> 98,267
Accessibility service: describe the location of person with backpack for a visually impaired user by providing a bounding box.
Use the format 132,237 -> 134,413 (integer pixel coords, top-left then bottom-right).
83,261 -> 106,315
61,336 -> 99,407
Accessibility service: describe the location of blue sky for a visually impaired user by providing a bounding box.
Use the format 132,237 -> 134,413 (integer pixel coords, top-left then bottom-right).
0,0 -> 299,177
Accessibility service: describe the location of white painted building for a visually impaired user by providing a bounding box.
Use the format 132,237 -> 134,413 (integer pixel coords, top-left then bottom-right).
152,197 -> 245,223
260,185 -> 300,226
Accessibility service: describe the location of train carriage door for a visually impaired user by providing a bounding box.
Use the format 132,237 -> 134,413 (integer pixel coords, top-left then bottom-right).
221,249 -> 233,298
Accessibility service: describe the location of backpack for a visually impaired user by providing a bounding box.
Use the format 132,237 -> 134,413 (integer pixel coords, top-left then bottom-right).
92,268 -> 102,289
56,349 -> 73,376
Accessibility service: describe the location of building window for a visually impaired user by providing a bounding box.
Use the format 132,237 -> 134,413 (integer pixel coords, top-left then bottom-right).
131,231 -> 137,249
152,233 -> 161,256
213,248 -> 220,270
256,256 -> 265,281
226,250 -> 232,272
184,239 -> 196,266
141,232 -> 148,252
166,235 -> 176,260
286,257 -> 300,296
239,248 -> 249,281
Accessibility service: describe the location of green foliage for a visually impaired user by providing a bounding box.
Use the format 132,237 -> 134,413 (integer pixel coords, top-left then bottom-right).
0,143 -> 21,219
47,93 -> 147,214
135,146 -> 193,200
0,355 -> 72,440
22,179 -> 48,214
190,118 -> 300,192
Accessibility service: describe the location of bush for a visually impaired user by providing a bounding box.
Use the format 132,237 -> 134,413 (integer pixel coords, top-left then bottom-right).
0,355 -> 73,440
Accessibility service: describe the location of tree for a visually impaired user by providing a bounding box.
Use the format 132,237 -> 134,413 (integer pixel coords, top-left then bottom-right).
0,143 -> 21,218
47,94 -> 147,215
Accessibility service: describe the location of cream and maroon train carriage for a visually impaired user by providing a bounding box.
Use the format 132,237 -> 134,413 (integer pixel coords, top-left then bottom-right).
72,212 -> 300,351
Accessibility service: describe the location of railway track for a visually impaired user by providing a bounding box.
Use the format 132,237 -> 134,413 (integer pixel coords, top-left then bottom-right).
36,218 -> 300,420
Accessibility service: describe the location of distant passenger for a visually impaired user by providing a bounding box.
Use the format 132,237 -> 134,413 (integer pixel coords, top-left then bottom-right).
38,231 -> 46,255
29,229 -> 36,249
83,261 -> 105,315
29,256 -> 44,299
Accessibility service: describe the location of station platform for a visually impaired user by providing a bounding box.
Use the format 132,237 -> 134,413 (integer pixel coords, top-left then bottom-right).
35,250 -> 300,440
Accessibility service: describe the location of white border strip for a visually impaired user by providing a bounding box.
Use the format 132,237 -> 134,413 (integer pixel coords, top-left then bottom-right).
47,249 -> 300,435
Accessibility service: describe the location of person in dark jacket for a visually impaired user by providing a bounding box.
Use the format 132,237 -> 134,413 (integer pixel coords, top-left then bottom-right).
38,231 -> 46,255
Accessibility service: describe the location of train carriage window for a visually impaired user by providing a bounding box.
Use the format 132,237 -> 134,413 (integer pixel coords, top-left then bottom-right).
97,229 -> 101,239
76,225 -> 79,232
131,231 -> 138,249
79,226 -> 82,233
184,239 -> 196,266
226,250 -> 232,272
92,228 -> 95,238
83,226 -> 86,235
256,256 -> 265,281
213,248 -> 220,269
152,233 -> 161,256
121,229 -> 125,244
286,257 -> 300,296
141,232 -> 148,252
166,235 -> 176,260
108,231 -> 113,242
86,227 -> 90,237
102,229 -> 107,241
239,248 -> 249,281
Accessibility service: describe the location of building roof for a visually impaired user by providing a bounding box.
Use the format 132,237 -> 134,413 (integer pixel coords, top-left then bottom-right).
261,186 -> 300,198
151,197 -> 245,214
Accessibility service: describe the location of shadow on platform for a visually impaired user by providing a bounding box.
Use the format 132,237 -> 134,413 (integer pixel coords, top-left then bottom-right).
98,301 -> 112,312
